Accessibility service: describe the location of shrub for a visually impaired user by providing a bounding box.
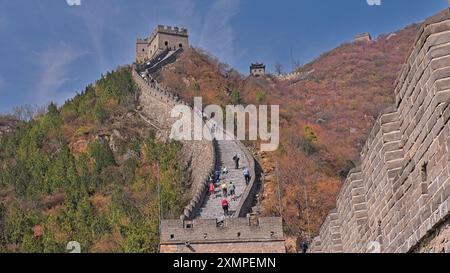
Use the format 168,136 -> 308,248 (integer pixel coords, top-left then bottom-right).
89,140 -> 116,174
304,126 -> 318,143
192,82 -> 201,93
231,88 -> 241,105
256,89 -> 267,103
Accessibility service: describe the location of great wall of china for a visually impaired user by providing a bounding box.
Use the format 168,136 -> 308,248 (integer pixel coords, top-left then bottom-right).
133,7 -> 450,253
131,30 -> 285,252
310,8 -> 450,253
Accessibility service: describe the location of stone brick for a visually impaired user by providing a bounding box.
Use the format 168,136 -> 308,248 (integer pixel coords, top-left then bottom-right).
385,149 -> 404,162
436,89 -> 450,104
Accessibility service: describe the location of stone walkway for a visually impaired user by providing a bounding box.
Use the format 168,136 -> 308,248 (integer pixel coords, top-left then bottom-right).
196,139 -> 251,219
136,51 -> 255,221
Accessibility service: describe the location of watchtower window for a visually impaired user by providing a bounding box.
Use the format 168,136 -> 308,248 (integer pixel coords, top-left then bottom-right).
170,234 -> 174,239
165,41 -> 169,46
179,43 -> 183,48
237,232 -> 241,238
142,49 -> 145,52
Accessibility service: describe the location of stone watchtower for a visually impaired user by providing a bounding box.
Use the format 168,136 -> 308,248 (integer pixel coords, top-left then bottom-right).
250,63 -> 266,77
354,33 -> 372,43
136,25 -> 189,63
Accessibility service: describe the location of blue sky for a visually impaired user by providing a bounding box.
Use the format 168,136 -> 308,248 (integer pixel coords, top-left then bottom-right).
0,0 -> 448,113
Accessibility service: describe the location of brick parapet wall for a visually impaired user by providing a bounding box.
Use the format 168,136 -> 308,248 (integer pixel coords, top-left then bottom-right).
311,8 -> 450,253
132,68 -> 215,220
133,64 -> 260,222
159,217 -> 285,253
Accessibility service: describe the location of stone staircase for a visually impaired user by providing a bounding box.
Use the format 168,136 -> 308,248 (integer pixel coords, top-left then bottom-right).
137,47 -> 184,75
135,50 -> 258,221
196,139 -> 252,219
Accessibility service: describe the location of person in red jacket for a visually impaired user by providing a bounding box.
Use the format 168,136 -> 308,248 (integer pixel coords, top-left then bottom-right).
209,182 -> 215,197
221,199 -> 229,216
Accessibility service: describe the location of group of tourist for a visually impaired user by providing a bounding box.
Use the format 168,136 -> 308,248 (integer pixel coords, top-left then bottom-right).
207,154 -> 253,217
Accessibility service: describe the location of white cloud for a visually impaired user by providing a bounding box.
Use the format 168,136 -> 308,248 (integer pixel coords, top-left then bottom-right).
72,0 -> 119,71
34,42 -> 88,104
198,0 -> 240,64
66,0 -> 82,6
172,0 -> 196,21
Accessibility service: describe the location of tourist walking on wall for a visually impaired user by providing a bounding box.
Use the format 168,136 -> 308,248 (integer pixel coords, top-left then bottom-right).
243,168 -> 251,185
233,154 -> 240,169
214,170 -> 221,183
300,242 -> 309,254
221,199 -> 229,216
221,181 -> 228,197
228,182 -> 236,199
209,182 -> 215,197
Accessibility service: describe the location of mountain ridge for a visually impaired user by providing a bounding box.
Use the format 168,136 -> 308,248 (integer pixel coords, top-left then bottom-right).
0,20 -> 422,252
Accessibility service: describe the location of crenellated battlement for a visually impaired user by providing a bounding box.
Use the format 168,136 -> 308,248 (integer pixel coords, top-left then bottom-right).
311,8 -> 450,253
161,217 -> 283,243
153,25 -> 188,37
159,217 -> 285,253
136,25 -> 189,63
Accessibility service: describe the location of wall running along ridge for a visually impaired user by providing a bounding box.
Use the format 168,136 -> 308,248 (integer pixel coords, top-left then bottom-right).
311,8 -> 450,253
132,63 -> 261,220
132,68 -> 215,220
132,48 -> 285,252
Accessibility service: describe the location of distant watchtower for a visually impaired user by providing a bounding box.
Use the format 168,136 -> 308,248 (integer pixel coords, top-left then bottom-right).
136,25 -> 189,63
250,63 -> 266,77
354,33 -> 372,43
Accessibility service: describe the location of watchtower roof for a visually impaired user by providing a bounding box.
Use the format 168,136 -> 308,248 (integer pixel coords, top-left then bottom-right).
250,63 -> 266,69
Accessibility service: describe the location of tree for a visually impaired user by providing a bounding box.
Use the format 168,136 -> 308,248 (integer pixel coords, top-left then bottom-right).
2,206 -> 37,245
292,60 -> 302,70
47,103 -> 59,118
231,88 -> 241,105
275,63 -> 283,76
256,90 -> 267,104
12,104 -> 47,121
89,140 -> 116,174
13,160 -> 32,197
192,82 -> 201,93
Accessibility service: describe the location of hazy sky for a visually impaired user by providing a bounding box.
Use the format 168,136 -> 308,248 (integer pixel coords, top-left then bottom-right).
0,0 -> 448,113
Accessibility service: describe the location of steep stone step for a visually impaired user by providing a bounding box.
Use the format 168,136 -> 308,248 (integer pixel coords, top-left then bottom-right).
196,139 -> 252,220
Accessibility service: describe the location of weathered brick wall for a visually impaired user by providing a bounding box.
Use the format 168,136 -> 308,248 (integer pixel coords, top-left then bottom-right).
311,8 -> 450,253
411,216 -> 450,253
160,217 -> 285,253
133,69 -> 215,220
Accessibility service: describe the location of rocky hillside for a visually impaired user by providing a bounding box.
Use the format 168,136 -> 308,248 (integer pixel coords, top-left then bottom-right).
156,23 -> 420,240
